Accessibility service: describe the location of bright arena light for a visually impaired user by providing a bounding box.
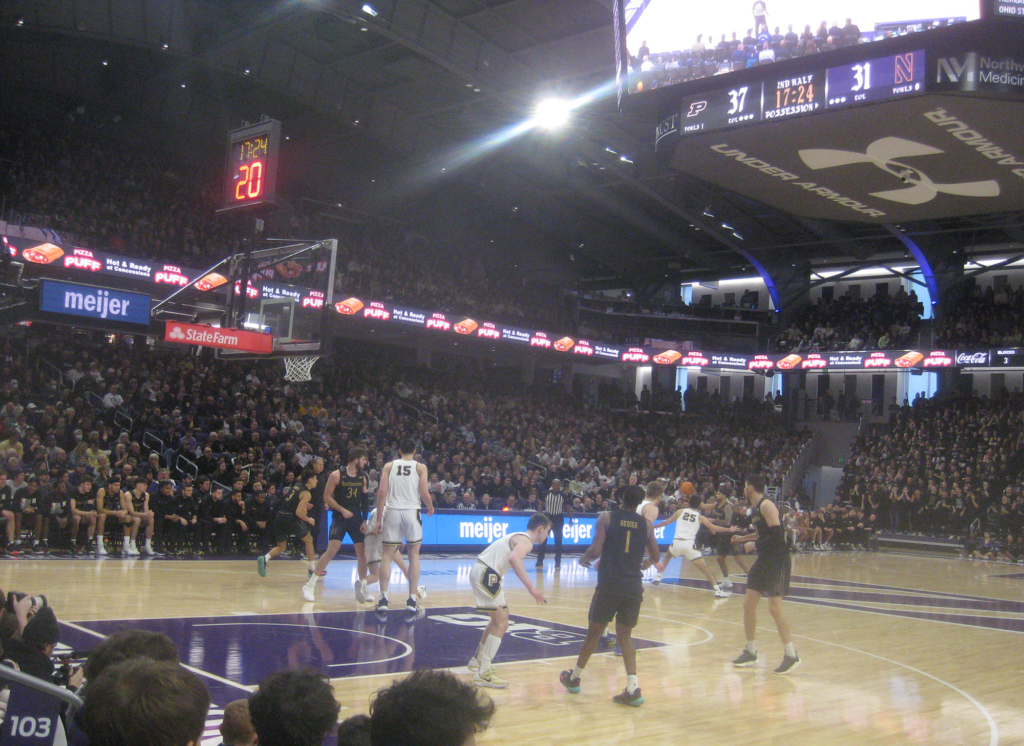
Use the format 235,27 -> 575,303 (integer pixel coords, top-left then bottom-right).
533,98 -> 573,129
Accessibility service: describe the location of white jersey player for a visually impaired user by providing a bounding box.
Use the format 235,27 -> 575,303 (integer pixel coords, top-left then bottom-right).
635,481 -> 663,524
654,493 -> 738,597
375,439 -> 434,615
467,512 -> 550,689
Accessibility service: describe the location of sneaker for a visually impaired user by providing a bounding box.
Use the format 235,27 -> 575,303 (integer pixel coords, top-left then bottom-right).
354,579 -> 367,603
652,573 -> 662,585
257,555 -> 267,577
612,688 -> 644,707
405,596 -> 419,613
416,585 -> 427,600
614,643 -> 623,657
95,541 -> 108,557
474,668 -> 509,689
733,649 -> 758,667
376,596 -> 389,613
467,657 -> 480,672
719,578 -> 734,589
302,579 -> 316,603
126,543 -> 141,557
534,562 -> 543,569
559,670 -> 581,694
774,654 -> 801,675
714,587 -> 731,598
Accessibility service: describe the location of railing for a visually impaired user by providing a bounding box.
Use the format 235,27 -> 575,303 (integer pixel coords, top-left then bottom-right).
84,391 -> 105,411
779,433 -> 817,503
0,664 -> 84,743
347,375 -> 377,396
392,396 -> 439,424
114,410 -> 133,435
143,432 -> 164,455
526,460 -> 548,476
175,454 -> 199,480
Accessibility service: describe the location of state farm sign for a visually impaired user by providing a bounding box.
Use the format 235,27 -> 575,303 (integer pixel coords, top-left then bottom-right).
164,322 -> 273,354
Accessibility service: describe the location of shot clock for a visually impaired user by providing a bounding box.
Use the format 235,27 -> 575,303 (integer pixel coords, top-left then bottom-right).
220,119 -> 281,213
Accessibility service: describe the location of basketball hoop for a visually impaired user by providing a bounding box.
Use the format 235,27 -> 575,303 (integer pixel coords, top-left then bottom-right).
283,356 -> 320,382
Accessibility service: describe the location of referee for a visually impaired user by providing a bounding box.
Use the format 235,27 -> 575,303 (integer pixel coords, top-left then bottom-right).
535,479 -> 573,568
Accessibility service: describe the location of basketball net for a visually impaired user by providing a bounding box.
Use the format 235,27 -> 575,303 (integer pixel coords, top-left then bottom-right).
283,356 -> 320,382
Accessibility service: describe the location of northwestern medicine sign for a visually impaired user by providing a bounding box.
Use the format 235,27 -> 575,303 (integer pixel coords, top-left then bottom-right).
40,280 -> 151,326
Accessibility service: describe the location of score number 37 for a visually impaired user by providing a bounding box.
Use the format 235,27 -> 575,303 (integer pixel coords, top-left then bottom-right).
728,86 -> 748,115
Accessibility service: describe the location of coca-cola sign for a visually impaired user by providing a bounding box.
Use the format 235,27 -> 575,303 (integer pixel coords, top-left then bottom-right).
956,351 -> 990,366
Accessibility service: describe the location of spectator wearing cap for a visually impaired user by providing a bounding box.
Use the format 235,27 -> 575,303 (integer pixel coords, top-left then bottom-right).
4,606 -> 82,688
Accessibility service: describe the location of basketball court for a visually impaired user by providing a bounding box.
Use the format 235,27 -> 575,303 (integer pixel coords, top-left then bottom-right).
3,550 -> 1021,745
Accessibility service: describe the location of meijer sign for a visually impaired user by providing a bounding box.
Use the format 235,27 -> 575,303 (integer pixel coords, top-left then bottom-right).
40,280 -> 151,325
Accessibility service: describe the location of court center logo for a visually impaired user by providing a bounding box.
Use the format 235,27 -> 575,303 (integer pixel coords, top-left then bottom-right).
798,136 -> 1000,205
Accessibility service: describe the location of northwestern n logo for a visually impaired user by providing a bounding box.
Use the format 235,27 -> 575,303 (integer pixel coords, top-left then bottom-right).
798,137 -> 1000,205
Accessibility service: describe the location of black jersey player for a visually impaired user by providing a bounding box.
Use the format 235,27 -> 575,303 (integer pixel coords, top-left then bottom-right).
560,484 -> 660,706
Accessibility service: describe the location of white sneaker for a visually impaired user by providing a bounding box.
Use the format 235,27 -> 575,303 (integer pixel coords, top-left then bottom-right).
474,668 -> 509,689
354,579 -> 367,603
127,543 -> 140,557
416,585 -> 427,600
141,542 -> 153,556
652,573 -> 663,585
95,539 -> 108,556
302,579 -> 317,602
714,587 -> 731,598
719,578 -> 733,589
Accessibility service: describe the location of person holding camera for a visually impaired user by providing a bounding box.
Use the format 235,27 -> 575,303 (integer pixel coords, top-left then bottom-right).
3,605 -> 83,690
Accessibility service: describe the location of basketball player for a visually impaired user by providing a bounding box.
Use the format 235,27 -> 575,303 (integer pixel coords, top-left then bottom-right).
122,477 -> 156,555
257,468 -> 319,577
0,470 -> 16,551
730,474 -> 800,674
95,476 -> 128,556
69,476 -> 99,554
467,512 -> 550,689
375,439 -> 434,614
710,489 -> 751,587
358,506 -> 412,602
635,481 -> 661,524
303,447 -> 369,603
560,485 -> 660,706
653,493 -> 737,595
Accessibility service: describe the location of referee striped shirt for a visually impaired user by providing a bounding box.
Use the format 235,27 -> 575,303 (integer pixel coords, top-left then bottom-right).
544,489 -> 567,515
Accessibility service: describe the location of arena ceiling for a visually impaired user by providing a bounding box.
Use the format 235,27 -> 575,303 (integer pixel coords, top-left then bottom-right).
2,0 -> 1023,304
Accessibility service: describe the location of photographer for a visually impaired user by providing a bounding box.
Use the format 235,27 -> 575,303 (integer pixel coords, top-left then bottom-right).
2,606 -> 83,691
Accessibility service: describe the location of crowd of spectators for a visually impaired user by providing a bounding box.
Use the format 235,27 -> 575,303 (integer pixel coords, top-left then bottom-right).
934,284 -> 1024,348
772,288 -> 924,353
834,393 -> 1024,561
0,600 -> 493,745
0,326 -> 809,555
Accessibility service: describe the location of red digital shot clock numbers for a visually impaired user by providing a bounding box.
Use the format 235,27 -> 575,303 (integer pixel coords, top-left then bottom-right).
220,119 -> 281,213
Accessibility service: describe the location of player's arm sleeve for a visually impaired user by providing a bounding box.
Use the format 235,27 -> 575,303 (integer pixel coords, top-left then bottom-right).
646,517 -> 661,563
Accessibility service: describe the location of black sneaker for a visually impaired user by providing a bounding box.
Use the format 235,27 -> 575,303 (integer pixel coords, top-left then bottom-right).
559,670 -> 581,694
405,596 -> 419,612
376,596 -> 389,613
773,654 -> 801,675
733,649 -> 758,667
612,688 -> 644,707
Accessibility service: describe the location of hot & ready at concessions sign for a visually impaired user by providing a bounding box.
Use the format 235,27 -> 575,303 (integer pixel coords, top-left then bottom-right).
164,322 -> 273,354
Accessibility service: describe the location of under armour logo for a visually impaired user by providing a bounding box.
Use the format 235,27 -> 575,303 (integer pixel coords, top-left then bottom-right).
798,137 -> 1000,205
169,326 -> 185,340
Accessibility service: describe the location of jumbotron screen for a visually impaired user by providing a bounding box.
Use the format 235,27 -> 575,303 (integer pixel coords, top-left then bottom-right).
622,0 -> 980,94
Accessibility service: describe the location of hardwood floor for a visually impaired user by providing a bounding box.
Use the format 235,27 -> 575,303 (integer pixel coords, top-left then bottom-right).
3,550 -> 1021,745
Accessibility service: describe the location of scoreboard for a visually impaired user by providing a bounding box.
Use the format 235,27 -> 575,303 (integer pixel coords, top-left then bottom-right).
678,50 -> 926,136
220,120 -> 281,213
